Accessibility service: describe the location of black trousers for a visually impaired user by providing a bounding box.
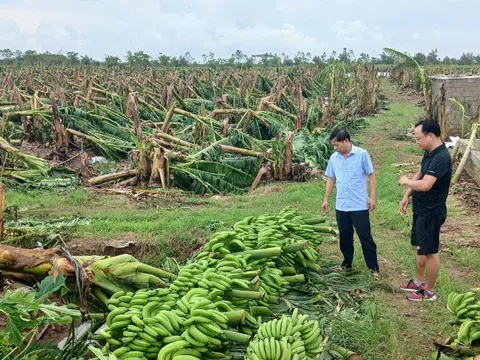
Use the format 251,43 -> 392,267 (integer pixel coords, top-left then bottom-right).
335,210 -> 379,272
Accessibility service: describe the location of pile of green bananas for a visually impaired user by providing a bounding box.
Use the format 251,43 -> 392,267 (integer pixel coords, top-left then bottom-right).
95,207 -> 342,359
245,309 -> 323,360
447,291 -> 480,322
194,207 -> 333,263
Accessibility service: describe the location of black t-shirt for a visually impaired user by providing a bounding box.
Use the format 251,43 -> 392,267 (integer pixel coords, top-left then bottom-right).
412,143 -> 452,214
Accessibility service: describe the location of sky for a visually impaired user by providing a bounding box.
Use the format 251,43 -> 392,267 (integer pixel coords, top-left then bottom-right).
0,0 -> 477,61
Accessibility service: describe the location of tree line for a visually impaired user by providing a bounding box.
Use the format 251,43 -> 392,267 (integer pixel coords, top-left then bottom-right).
1,48 -> 480,67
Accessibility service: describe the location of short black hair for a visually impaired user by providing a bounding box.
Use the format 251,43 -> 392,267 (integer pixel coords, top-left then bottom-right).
329,129 -> 351,142
415,120 -> 441,137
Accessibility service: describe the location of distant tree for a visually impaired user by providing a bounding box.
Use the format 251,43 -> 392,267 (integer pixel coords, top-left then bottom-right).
413,52 -> 427,65
458,52 -> 475,65
245,56 -> 255,67
0,49 -> 13,60
321,52 -> 328,63
427,49 -> 440,64
234,50 -> 247,64
207,52 -> 216,65
23,50 -> 39,65
305,52 -> 312,63
81,55 -> 93,65
283,55 -> 294,66
328,51 -> 337,63
67,51 -> 80,65
294,52 -> 307,65
312,55 -> 323,65
337,48 -> 350,62
105,55 -> 120,67
158,53 -> 171,66
0,49 -> 15,65
379,51 -> 395,64
348,49 -> 355,61
357,53 -> 370,64
178,52 -> 194,67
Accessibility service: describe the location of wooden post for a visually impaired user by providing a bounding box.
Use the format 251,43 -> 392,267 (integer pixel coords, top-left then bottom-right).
0,184 -> 5,242
425,89 -> 433,120
452,122 -> 479,184
440,84 -> 448,140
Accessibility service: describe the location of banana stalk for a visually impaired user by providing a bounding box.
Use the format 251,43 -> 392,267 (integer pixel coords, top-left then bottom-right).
282,241 -> 309,253
223,310 -> 247,324
249,306 -> 276,317
223,330 -> 251,344
226,290 -> 265,300
237,247 -> 283,260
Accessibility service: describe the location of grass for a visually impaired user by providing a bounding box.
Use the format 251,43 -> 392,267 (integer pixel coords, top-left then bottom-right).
3,91 -> 480,359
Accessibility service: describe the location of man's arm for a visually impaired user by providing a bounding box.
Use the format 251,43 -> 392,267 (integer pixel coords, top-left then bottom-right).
362,151 -> 376,212
368,173 -> 376,212
402,169 -> 422,197
399,170 -> 436,192
399,169 -> 422,215
322,177 -> 336,213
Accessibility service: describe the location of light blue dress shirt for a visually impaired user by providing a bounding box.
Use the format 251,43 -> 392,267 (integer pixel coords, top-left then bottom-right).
325,145 -> 375,212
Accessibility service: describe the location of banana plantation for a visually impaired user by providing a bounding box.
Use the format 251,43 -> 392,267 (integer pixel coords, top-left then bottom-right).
0,65 -> 381,193
0,60 -> 479,360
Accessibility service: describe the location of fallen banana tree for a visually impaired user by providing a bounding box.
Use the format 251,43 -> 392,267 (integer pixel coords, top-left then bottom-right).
1,65 -> 380,194
0,245 -> 175,304
0,135 -> 79,188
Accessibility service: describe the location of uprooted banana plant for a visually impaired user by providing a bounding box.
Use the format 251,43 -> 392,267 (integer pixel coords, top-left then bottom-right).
1,66 -> 381,193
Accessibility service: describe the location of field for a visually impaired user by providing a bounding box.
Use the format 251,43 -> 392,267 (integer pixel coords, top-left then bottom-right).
1,65 -> 480,360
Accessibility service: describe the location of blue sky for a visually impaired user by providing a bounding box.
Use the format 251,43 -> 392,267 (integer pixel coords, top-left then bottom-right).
0,0 -> 476,61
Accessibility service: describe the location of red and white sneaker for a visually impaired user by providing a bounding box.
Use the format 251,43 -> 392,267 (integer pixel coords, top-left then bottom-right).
407,288 -> 437,302
400,279 -> 425,292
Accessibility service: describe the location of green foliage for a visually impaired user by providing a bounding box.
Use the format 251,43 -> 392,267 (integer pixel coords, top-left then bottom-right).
0,275 -> 81,358
383,47 -> 429,94
171,160 -> 256,194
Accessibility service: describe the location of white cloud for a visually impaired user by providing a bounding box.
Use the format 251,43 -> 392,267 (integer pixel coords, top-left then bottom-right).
334,20 -> 370,42
412,33 -> 422,40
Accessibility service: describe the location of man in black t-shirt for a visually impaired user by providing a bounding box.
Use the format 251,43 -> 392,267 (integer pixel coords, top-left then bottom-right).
398,120 -> 452,302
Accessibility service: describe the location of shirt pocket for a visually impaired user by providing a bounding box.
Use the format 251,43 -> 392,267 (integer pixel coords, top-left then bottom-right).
346,164 -> 363,180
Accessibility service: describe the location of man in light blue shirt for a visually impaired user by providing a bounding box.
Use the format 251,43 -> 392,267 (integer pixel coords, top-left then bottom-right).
322,129 -> 379,273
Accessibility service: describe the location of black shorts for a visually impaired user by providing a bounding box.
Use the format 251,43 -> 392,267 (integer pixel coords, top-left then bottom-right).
411,212 -> 447,255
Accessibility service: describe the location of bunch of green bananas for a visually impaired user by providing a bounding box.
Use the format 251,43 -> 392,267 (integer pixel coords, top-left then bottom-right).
447,291 -> 480,322
245,309 -> 323,360
99,288 -> 182,359
453,320 -> 480,347
195,207 -> 330,262
173,288 -> 230,355
100,287 -> 251,359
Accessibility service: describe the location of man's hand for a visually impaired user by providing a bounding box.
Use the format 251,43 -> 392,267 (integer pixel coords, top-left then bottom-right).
400,196 -> 410,215
398,175 -> 409,186
321,200 -> 329,213
368,198 -> 376,213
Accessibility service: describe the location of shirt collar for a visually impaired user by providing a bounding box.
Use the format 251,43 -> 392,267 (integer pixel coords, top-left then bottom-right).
425,143 -> 445,158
